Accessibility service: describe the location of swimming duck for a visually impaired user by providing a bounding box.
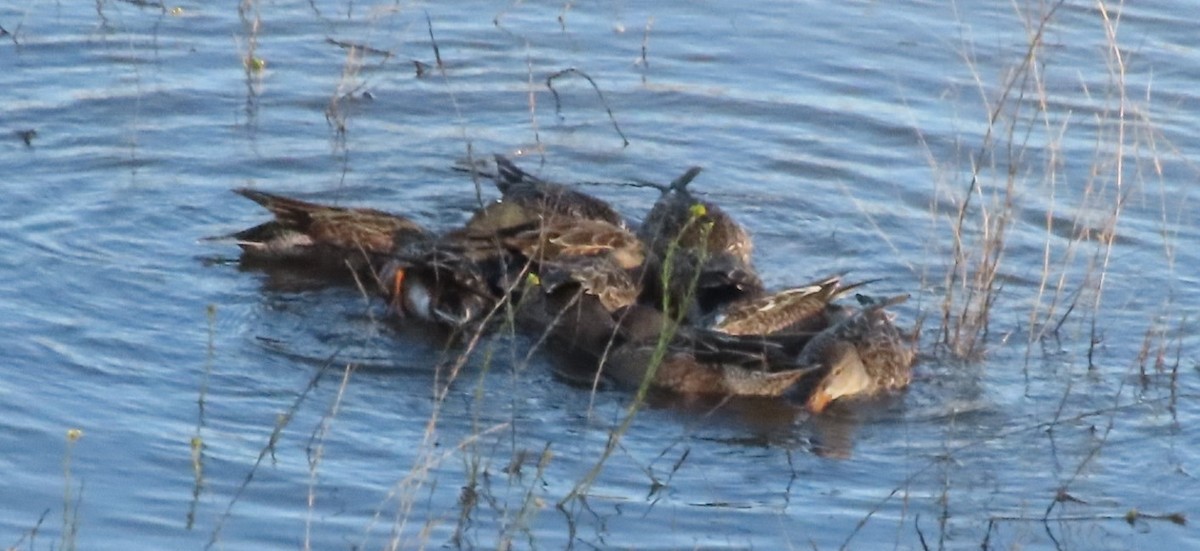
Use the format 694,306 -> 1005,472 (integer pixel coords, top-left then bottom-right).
383,200 -> 644,332
379,233 -> 511,331
582,292 -> 914,408
637,167 -> 764,321
489,155 -> 627,227
530,255 -> 642,314
706,274 -> 877,336
514,254 -> 643,354
597,305 -> 818,398
796,293 -> 916,413
500,217 -> 645,271
447,198 -> 644,270
501,214 -> 646,346
219,188 -> 427,273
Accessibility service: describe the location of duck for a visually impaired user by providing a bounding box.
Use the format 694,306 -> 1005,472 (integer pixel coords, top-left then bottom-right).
383,200 -> 645,332
217,188 -> 428,273
705,274 -> 878,336
528,255 -> 641,314
796,293 -> 916,413
514,254 -> 643,355
498,217 -> 645,271
637,167 -> 765,321
444,194 -> 644,270
574,292 -> 914,409
488,154 -> 627,227
378,232 -> 511,331
592,305 -> 819,398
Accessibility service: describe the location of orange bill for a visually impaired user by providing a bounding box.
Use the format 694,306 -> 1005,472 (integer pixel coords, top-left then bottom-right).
391,268 -> 406,311
806,390 -> 833,414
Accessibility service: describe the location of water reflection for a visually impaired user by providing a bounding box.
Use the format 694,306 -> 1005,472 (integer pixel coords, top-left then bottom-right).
6,1 -> 1197,548
220,245 -> 888,459
211,231 -> 924,462
234,257 -> 367,294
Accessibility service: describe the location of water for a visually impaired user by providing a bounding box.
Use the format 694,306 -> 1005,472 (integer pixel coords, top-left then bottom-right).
2,1 -> 1197,549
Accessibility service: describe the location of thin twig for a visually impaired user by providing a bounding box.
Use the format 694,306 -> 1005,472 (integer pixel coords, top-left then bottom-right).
545,68 -> 630,147
325,37 -> 394,58
425,11 -> 443,69
205,345 -> 345,550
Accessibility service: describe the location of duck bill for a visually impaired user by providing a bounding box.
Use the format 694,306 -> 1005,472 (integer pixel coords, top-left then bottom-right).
390,268 -> 407,315
806,390 -> 834,414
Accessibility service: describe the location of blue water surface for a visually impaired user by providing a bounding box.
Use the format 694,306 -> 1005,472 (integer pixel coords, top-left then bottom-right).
1,1 -> 1196,549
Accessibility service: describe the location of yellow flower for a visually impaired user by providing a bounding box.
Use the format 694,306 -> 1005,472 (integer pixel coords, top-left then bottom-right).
246,57 -> 267,72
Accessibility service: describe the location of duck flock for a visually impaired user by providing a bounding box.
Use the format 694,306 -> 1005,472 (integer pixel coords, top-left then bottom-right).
218,155 -> 915,413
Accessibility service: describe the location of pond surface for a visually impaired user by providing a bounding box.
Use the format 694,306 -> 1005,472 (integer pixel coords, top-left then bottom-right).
2,1 -> 1197,549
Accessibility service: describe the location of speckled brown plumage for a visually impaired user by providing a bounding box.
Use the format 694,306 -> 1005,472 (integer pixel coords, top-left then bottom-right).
224,188 -> 427,271
534,255 -> 641,313
451,201 -> 645,271
503,218 -> 645,271
383,198 -> 644,332
638,167 -> 764,320
639,167 -> 753,269
796,294 -> 916,412
492,155 -> 626,227
513,254 -> 643,354
608,347 -> 815,397
710,274 -> 877,336
599,305 -> 817,398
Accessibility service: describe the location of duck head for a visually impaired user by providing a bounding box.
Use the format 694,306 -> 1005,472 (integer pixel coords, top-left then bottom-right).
804,343 -> 874,413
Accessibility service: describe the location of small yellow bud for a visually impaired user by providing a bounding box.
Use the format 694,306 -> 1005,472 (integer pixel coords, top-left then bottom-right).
525,273 -> 542,286
66,428 -> 83,442
170,6 -> 184,15
688,203 -> 707,218
246,57 -> 267,72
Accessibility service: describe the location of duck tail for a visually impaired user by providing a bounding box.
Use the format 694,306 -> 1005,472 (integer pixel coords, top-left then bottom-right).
667,166 -> 704,193
233,188 -> 326,227
856,293 -> 910,310
198,188 -> 326,245
199,221 -> 280,245
830,276 -> 885,300
493,154 -> 548,194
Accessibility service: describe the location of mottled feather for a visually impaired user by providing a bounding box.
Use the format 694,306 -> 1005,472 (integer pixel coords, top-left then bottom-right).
492,155 -> 625,227
222,188 -> 427,265
796,294 -> 916,412
711,274 -> 878,336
